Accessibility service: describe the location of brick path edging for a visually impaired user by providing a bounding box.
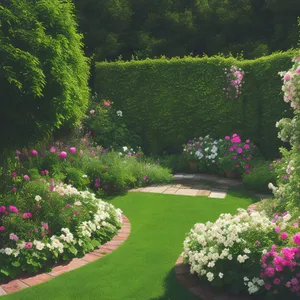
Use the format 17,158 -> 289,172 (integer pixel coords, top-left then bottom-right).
0,214 -> 131,296
175,201 -> 266,300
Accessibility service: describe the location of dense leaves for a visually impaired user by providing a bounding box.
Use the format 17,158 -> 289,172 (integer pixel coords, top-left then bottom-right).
0,0 -> 90,152
95,52 -> 295,158
73,0 -> 300,61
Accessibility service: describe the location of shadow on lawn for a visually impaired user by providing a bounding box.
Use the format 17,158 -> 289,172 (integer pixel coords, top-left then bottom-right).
151,268 -> 200,300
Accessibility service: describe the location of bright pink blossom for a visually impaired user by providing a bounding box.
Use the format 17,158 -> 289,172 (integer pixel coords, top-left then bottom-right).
23,174 -> 30,181
0,226 -> 5,231
280,232 -> 289,240
9,206 -> 19,214
293,233 -> 300,245
237,148 -> 243,154
69,147 -> 76,153
9,233 -> 19,241
50,146 -> 56,153
25,242 -> 33,249
31,150 -> 38,156
59,151 -> 67,159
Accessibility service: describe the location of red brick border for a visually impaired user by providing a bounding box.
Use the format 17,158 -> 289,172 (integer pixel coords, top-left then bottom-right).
0,214 -> 130,296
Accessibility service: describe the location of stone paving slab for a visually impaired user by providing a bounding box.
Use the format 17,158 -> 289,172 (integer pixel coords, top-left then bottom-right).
148,186 -> 169,193
175,189 -> 199,196
209,191 -> 227,199
197,190 -> 211,196
163,188 -> 179,194
0,287 -> 6,296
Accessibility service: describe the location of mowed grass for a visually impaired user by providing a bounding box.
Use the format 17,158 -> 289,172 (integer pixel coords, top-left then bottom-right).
4,190 -> 254,300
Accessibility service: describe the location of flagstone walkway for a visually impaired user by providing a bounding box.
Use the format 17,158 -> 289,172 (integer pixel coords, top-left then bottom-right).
129,173 -> 270,201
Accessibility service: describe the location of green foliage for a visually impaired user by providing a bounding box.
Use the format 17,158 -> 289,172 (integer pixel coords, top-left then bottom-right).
242,161 -> 277,193
0,0 -> 90,152
94,51 -> 295,158
73,0 -> 300,61
83,93 -> 141,149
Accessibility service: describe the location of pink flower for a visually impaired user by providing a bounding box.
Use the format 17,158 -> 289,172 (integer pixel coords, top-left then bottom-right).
12,172 -> 17,177
31,150 -> 38,156
23,174 -> 30,181
237,148 -> 243,154
0,206 -> 5,213
66,204 -> 71,208
232,155 -> 237,160
274,278 -> 280,285
225,136 -> 230,140
275,226 -> 281,233
42,222 -> 49,230
280,232 -> 289,239
59,151 -> 67,159
229,147 -> 234,152
245,164 -> 250,169
284,72 -> 291,81
265,283 -> 272,290
291,278 -> 299,285
243,144 -> 250,149
90,109 -> 95,115
12,187 -> 17,192
103,100 -> 111,107
269,164 -> 273,169
69,147 -> 76,153
25,242 -> 33,249
293,233 -> 300,245
246,139 -> 250,143
0,226 -> 5,231
265,268 -> 275,278
16,150 -> 21,155
255,240 -> 261,246
231,136 -> 241,143
50,146 -> 56,153
23,212 -> 32,219
41,170 -> 45,176
9,233 -> 19,241
74,211 -> 79,215
9,206 -> 19,214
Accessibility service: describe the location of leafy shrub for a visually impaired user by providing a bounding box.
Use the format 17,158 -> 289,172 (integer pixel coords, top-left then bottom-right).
0,0 -> 90,152
242,161 -> 277,193
95,52 -> 295,158
0,181 -> 122,280
8,138 -> 172,196
84,93 -> 141,149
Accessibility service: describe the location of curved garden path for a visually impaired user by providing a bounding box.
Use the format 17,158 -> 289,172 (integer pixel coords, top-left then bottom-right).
2,174 -> 265,300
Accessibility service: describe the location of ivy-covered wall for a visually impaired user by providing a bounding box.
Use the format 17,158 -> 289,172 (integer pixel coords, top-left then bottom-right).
95,51 -> 295,158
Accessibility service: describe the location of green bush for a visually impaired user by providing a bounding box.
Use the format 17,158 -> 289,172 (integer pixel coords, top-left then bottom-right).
94,51 -> 295,158
0,0 -> 90,152
242,161 -> 277,193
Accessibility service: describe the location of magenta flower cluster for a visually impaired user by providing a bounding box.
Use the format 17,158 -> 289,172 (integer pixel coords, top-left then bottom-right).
261,232 -> 300,296
223,66 -> 245,99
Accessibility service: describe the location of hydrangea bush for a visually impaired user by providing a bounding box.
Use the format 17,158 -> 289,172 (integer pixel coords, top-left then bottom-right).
0,180 -> 122,280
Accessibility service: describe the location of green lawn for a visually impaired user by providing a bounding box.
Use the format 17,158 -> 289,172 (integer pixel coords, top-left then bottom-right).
4,190 -> 255,300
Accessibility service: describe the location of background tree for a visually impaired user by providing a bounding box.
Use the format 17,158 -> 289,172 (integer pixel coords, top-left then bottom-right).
0,0 -> 90,151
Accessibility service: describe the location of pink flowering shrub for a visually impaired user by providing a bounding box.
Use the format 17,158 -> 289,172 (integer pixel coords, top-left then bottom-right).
0,180 -> 122,280
223,66 -> 245,99
218,133 -> 258,176
260,221 -> 300,298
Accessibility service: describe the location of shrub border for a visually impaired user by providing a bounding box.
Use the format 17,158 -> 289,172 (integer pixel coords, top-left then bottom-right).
175,202 -> 263,300
0,214 -> 131,296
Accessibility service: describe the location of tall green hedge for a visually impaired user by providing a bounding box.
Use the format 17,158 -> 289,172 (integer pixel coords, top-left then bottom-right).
94,51 -> 296,158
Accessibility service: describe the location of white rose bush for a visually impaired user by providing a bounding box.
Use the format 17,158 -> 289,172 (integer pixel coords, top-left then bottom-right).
0,180 -> 122,280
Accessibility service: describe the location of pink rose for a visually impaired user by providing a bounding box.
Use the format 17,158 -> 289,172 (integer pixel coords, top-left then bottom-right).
50,146 -> 56,153
25,242 -> 33,249
23,174 -> 30,181
31,150 -> 38,156
237,148 -> 243,154
293,233 -> 300,245
280,232 -> 288,240
0,226 -> 5,231
59,151 -> 67,159
9,206 -> 19,214
90,109 -> 95,115
225,136 -> 230,140
69,147 -> 77,153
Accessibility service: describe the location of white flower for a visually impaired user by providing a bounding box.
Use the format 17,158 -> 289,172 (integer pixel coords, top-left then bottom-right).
74,201 -> 82,206
206,272 -> 214,282
35,195 -> 42,202
82,174 -> 88,178
244,277 -> 249,281
4,248 -> 12,255
116,110 -> 123,117
219,272 -> 223,278
123,146 -> 128,152
244,248 -> 251,254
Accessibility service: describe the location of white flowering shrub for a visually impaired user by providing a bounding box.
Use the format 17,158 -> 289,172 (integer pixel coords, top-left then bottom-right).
0,180 -> 122,280
269,54 -> 300,216
183,209 -> 289,295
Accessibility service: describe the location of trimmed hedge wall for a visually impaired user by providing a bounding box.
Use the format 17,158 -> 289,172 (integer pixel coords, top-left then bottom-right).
94,52 -> 296,158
